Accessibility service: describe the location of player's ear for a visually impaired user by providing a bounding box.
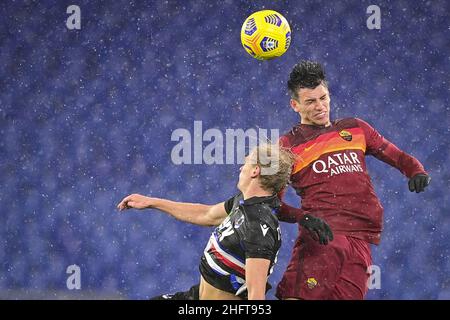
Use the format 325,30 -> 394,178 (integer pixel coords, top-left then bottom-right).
290,98 -> 301,113
251,165 -> 260,178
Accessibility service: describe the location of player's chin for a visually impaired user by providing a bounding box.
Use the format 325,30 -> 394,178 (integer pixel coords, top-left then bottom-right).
313,118 -> 329,126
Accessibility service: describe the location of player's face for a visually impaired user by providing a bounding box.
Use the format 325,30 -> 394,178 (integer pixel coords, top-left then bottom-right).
290,84 -> 331,126
237,153 -> 258,191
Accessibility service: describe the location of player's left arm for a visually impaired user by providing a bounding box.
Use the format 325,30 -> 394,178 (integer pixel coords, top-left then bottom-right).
242,215 -> 280,299
246,258 -> 270,300
357,118 -> 431,193
276,188 -> 333,244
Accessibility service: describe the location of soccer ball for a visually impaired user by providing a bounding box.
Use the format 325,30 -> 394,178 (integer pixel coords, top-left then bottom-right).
240,10 -> 291,60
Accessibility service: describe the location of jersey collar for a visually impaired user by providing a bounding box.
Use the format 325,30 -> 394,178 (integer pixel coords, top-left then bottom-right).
241,194 -> 280,208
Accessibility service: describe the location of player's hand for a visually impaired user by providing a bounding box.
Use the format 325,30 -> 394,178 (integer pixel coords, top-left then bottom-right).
408,174 -> 431,193
298,214 -> 333,245
117,194 -> 154,211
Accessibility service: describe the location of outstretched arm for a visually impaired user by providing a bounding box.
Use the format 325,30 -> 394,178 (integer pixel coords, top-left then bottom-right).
117,193 -> 228,226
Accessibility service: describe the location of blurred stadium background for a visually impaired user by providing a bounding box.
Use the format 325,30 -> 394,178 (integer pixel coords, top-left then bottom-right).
0,0 -> 449,299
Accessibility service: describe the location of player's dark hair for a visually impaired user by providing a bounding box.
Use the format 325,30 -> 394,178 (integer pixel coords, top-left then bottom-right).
287,60 -> 327,99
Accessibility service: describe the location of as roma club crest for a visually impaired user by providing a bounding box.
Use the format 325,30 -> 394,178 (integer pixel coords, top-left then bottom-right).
339,130 -> 352,141
306,277 -> 318,289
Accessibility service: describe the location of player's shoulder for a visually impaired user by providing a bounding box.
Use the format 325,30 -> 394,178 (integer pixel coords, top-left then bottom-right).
333,117 -> 361,129
224,192 -> 243,215
337,117 -> 379,132
333,117 -> 381,134
280,127 -> 294,142
244,203 -> 279,230
280,122 -> 304,147
231,192 -> 244,205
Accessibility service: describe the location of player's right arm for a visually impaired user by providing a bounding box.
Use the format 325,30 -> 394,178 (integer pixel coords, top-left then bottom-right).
117,194 -> 228,227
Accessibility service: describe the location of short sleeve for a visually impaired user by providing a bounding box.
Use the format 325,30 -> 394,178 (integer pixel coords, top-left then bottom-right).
242,220 -> 278,260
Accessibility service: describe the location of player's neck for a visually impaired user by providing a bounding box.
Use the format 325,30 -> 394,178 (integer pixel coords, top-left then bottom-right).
242,183 -> 272,200
301,119 -> 332,127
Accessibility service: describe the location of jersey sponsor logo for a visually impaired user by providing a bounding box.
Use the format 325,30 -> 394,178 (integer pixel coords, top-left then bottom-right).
291,128 -> 366,174
312,151 -> 363,176
339,130 -> 352,141
260,223 -> 269,236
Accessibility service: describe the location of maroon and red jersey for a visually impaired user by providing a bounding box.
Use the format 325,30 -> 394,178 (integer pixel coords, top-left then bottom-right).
279,118 -> 426,245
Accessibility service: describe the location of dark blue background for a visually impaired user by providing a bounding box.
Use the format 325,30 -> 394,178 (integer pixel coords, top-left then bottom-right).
0,0 -> 449,299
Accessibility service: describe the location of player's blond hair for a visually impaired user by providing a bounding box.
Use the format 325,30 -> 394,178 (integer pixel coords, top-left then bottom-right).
250,143 -> 296,194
